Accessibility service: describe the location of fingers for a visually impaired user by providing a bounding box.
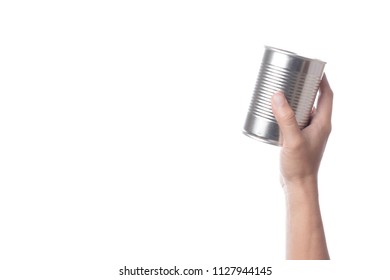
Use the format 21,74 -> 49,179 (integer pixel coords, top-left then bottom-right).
313,74 -> 334,130
272,92 -> 301,146
272,74 -> 333,146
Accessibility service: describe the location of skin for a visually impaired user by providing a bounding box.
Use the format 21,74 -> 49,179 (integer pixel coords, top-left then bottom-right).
271,74 -> 333,260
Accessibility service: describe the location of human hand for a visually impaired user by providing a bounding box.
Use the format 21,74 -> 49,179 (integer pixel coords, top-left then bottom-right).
271,74 -> 334,192
271,74 -> 333,259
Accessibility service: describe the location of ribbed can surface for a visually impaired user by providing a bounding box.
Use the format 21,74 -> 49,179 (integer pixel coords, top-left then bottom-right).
243,46 -> 326,146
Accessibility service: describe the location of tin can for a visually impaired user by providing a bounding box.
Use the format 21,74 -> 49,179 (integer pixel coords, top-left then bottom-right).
243,46 -> 326,146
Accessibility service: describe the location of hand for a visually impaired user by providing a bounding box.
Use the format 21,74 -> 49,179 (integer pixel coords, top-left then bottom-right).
271,74 -> 333,260
271,74 -> 334,192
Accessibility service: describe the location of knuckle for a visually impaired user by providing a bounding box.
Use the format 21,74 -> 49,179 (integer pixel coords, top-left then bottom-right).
281,110 -> 296,124
320,122 -> 332,136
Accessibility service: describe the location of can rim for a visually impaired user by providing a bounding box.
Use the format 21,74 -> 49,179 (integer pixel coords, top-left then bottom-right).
265,45 -> 326,64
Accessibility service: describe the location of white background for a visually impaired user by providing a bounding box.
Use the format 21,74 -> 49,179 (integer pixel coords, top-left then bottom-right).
1,0 -> 389,279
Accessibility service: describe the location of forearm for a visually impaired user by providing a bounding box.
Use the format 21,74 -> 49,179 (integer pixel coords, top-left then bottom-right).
284,181 -> 330,260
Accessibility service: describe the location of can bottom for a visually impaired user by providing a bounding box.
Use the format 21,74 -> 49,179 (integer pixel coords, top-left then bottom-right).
243,113 -> 282,147
242,130 -> 280,147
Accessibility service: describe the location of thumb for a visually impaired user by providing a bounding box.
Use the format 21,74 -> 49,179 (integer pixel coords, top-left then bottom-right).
271,92 -> 301,146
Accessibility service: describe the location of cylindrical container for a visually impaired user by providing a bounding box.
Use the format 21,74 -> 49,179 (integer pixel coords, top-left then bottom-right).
243,46 -> 326,146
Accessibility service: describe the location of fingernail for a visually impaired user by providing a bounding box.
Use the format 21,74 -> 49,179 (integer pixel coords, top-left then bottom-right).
273,92 -> 285,107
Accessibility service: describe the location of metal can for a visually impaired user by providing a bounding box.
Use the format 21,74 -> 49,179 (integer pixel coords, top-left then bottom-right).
243,46 -> 326,146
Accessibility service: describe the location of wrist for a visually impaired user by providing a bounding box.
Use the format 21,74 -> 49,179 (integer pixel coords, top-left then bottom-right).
283,178 -> 319,208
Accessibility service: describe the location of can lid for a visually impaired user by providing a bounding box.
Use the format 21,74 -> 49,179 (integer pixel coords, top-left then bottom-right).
265,46 -> 326,64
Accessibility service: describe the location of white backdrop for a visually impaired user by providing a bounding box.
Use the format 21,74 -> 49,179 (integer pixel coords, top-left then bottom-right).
1,1 -> 389,279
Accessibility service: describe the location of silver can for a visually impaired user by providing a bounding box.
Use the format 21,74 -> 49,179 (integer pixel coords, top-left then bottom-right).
243,46 -> 326,146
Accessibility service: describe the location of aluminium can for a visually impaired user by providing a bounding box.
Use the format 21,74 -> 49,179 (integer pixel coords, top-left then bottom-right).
243,46 -> 326,146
